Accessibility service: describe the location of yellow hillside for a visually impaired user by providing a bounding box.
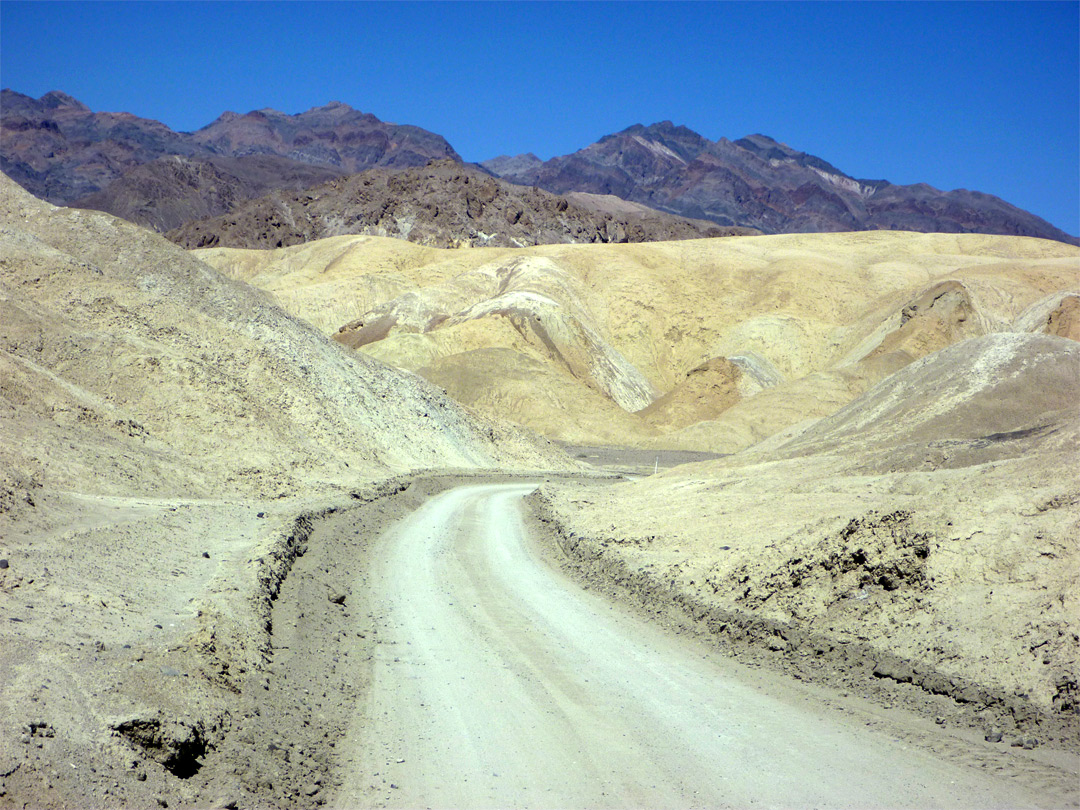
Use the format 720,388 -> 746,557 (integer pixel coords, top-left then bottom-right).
197,231 -> 1079,451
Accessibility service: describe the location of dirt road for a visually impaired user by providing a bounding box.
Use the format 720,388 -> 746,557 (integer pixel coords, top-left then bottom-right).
333,483 -> 1057,808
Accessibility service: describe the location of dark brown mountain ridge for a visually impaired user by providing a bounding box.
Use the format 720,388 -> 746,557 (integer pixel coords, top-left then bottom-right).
2,91 -> 1075,245
72,154 -> 346,232
0,90 -> 456,208
483,121 -> 1078,245
167,159 -> 752,249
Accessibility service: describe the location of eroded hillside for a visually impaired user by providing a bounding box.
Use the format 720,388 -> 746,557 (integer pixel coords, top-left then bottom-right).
196,231 -> 1079,451
533,331 -> 1080,753
0,174 -> 565,504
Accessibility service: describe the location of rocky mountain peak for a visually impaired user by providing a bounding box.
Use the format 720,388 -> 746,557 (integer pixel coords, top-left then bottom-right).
199,110 -> 240,128
639,120 -> 705,141
480,153 -> 543,180
39,90 -> 89,110
308,100 -> 351,113
596,122 -> 713,165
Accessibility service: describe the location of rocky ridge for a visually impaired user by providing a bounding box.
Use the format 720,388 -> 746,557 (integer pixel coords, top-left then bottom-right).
167,159 -> 749,250
0,90 -> 456,209
484,122 -> 1078,245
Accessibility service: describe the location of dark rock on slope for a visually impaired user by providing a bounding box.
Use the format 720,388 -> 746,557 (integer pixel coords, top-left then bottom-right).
483,122 -> 1078,245
72,154 -> 345,232
167,159 -> 753,249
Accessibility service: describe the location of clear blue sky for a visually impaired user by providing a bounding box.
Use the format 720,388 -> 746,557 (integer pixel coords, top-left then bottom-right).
2,1 -> 1078,234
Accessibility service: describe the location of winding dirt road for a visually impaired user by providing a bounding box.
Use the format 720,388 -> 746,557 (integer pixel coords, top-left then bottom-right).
334,483 -> 1051,808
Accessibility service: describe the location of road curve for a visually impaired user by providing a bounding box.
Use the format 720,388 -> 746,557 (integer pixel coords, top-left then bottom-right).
335,483 -> 1046,809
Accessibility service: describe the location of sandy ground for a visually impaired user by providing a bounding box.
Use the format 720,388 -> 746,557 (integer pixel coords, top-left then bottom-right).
559,443 -> 726,476
0,473 -> 563,809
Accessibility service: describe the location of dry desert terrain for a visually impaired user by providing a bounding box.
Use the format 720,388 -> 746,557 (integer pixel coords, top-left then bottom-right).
1,171 -> 1078,807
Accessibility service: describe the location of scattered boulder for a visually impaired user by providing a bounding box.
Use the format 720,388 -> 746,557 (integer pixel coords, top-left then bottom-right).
112,715 -> 208,778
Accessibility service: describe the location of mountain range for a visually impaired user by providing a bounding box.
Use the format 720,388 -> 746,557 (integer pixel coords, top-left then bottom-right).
1,89 -> 1075,245
482,123 -> 1078,244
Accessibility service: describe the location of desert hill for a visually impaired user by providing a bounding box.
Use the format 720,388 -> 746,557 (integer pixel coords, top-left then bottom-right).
166,159 -> 752,250
196,230 -> 1080,450
484,122 -> 1078,245
0,172 -> 564,503
0,169 -> 575,807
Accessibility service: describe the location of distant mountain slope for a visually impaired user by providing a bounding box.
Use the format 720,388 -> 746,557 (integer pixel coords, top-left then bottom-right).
1,90 -> 201,204
167,159 -> 752,249
0,90 -> 457,207
71,154 -> 345,232
483,122 -> 1078,245
188,100 -> 461,171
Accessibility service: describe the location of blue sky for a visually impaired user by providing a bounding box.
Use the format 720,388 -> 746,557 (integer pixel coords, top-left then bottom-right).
2,1 -> 1078,234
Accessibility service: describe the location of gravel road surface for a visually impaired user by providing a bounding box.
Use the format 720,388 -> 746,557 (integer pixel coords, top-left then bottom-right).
334,483 -> 1051,808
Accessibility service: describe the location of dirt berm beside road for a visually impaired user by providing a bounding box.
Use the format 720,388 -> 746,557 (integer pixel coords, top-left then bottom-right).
0,471 -> 600,810
0,476 -> 403,810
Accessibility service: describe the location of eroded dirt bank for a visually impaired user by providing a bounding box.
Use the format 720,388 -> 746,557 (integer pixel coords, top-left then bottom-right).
526,470 -> 1080,767
0,483 -> 372,810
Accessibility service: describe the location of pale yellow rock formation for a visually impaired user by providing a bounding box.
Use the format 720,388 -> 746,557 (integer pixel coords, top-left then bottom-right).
197,231 -> 1079,450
